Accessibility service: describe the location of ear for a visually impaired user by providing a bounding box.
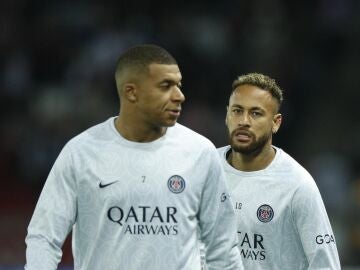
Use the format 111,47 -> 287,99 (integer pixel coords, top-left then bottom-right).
272,113 -> 282,134
123,83 -> 137,102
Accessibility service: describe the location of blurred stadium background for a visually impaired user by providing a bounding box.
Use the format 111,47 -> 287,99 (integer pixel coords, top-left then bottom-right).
1,0 -> 360,269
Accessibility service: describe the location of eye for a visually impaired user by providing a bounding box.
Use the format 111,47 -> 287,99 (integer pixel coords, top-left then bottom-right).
231,108 -> 242,115
160,80 -> 181,91
251,111 -> 262,117
160,83 -> 171,90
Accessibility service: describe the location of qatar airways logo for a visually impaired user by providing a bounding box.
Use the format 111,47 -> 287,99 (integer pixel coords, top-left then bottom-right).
238,232 -> 266,261
107,205 -> 178,235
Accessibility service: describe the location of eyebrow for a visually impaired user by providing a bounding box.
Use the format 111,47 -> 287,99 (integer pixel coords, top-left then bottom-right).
159,79 -> 182,86
230,104 -> 264,111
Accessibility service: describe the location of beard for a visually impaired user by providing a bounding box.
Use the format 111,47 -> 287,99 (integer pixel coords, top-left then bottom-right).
228,128 -> 272,156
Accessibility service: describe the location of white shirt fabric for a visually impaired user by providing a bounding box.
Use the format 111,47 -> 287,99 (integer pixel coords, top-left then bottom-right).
217,145 -> 341,270
25,117 -> 243,270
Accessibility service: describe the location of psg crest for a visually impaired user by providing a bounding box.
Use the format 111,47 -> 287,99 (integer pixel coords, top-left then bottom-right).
257,204 -> 274,223
167,175 -> 186,194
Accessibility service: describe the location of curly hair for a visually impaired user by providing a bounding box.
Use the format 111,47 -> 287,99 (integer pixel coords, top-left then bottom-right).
232,73 -> 283,111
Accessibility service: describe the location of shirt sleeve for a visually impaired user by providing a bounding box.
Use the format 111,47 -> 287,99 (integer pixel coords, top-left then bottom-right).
25,143 -> 77,270
198,146 -> 244,270
292,176 -> 341,269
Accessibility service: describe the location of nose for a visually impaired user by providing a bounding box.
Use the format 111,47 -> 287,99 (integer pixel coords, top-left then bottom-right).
172,87 -> 185,103
238,112 -> 250,126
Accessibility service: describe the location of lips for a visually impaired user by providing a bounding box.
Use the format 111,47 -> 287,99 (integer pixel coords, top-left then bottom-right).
232,129 -> 252,142
167,108 -> 181,117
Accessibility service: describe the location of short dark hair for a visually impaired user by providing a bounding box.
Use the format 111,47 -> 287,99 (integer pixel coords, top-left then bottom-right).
115,44 -> 177,90
232,73 -> 283,110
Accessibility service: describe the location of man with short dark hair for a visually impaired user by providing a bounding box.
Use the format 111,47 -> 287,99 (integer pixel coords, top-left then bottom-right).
25,44 -> 243,270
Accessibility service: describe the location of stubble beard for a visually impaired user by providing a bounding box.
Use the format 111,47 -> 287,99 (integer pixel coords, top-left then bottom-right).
228,129 -> 272,156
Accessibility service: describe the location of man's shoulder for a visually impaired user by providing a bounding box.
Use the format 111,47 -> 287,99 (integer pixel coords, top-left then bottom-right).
171,123 -> 215,148
67,117 -> 114,149
217,145 -> 230,153
274,147 -> 316,188
216,145 -> 230,159
276,148 -> 310,175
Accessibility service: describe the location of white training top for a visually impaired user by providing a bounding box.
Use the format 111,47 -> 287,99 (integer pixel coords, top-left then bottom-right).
25,117 -> 242,270
217,145 -> 341,270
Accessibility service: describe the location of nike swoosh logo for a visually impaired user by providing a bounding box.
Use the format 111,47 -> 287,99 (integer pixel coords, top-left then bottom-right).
99,180 -> 119,188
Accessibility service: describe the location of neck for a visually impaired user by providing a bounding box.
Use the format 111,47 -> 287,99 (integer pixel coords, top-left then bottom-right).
115,114 -> 167,142
228,145 -> 276,172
